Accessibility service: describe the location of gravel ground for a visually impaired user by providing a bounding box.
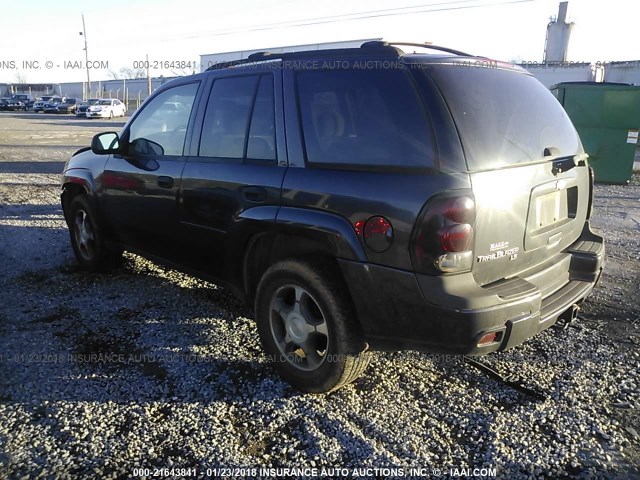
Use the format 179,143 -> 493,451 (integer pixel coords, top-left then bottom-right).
0,114 -> 639,479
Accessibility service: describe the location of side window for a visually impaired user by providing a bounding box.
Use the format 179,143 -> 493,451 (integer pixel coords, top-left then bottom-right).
296,68 -> 435,168
128,83 -> 199,156
199,74 -> 276,161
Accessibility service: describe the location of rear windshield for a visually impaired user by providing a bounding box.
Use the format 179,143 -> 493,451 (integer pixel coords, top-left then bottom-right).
423,65 -> 582,170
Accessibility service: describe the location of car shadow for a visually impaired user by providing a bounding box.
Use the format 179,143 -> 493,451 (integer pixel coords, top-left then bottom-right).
0,210 -> 296,405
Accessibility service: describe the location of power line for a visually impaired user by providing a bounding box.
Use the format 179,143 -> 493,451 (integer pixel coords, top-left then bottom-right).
177,0 -> 491,39
166,0 -> 536,42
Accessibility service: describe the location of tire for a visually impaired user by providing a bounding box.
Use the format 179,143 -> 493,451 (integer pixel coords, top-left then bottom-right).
67,195 -> 122,271
255,259 -> 370,393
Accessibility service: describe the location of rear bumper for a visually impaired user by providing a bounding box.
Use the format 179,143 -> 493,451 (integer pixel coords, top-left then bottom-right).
339,223 -> 604,355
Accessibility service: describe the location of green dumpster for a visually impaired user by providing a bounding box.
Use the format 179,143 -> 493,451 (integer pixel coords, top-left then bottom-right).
551,82 -> 640,184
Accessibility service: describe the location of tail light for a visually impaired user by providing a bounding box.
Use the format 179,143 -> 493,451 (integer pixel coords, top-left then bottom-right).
411,193 -> 475,274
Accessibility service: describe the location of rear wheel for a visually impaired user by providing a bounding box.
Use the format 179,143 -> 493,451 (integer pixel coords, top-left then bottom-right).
255,259 -> 370,393
67,195 -> 122,271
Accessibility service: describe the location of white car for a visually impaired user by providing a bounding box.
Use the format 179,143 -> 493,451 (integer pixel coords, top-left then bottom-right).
86,98 -> 126,119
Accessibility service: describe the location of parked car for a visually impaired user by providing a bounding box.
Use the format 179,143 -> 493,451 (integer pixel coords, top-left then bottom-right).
5,98 -> 24,111
43,98 -> 65,113
56,98 -> 78,114
33,96 -> 62,112
5,94 -> 33,111
86,98 -> 126,118
76,98 -> 100,117
61,41 -> 604,393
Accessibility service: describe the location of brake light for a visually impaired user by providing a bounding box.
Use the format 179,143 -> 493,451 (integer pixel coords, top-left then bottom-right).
411,193 -> 475,274
444,196 -> 475,223
439,223 -> 473,252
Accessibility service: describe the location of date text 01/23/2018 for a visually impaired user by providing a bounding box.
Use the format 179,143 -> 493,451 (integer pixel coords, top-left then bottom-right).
130,466 -> 498,477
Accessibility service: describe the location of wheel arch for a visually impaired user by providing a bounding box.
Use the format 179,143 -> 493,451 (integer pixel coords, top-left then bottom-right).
61,170 -> 97,221
242,207 -> 367,305
244,233 -> 327,301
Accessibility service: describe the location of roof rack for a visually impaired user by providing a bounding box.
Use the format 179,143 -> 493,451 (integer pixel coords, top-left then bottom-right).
206,59 -> 253,71
361,40 -> 473,57
204,40 -> 471,72
205,52 -> 284,71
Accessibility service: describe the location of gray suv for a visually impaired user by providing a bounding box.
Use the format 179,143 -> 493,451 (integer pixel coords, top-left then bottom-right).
61,41 -> 604,392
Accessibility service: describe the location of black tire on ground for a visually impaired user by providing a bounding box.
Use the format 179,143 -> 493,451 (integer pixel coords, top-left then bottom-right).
255,258 -> 370,393
66,195 -> 122,271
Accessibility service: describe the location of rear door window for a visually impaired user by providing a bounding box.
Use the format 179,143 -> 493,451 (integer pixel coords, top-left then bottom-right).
296,66 -> 436,169
199,74 -> 276,162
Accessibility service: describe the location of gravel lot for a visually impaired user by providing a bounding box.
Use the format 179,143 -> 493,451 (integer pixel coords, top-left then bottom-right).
0,113 -> 639,479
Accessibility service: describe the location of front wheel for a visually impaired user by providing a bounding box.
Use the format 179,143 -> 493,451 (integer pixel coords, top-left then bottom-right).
67,195 -> 122,271
255,259 -> 370,393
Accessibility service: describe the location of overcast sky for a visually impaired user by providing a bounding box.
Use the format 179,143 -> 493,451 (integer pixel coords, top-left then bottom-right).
0,0 -> 637,84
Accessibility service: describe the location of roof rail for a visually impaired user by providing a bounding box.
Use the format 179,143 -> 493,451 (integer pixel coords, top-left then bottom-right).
205,51 -> 284,71
247,51 -> 282,61
207,41 -> 453,72
205,58 -> 256,71
361,40 -> 473,57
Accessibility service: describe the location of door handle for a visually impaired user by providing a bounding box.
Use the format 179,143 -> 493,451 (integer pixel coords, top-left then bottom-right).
242,186 -> 268,203
157,175 -> 174,189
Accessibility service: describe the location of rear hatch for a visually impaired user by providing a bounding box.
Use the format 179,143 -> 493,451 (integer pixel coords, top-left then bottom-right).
423,62 -> 591,287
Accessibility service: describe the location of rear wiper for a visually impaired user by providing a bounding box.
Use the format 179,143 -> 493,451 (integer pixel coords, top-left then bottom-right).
545,147 -> 582,175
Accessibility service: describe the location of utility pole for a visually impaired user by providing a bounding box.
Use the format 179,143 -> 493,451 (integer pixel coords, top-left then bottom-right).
80,15 -> 90,100
146,53 -> 152,97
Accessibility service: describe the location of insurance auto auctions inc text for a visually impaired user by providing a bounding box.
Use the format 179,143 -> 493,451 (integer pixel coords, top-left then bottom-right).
200,466 -> 497,478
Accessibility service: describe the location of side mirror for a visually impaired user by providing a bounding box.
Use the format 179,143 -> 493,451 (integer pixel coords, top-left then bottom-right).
91,132 -> 121,155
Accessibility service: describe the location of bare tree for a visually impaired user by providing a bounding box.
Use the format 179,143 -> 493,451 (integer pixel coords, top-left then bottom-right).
107,69 -> 120,80
170,67 -> 198,77
15,71 -> 27,84
119,67 -> 146,79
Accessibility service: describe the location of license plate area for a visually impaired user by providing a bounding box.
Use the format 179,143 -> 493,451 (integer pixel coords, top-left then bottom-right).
534,190 -> 566,229
525,181 -> 576,251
